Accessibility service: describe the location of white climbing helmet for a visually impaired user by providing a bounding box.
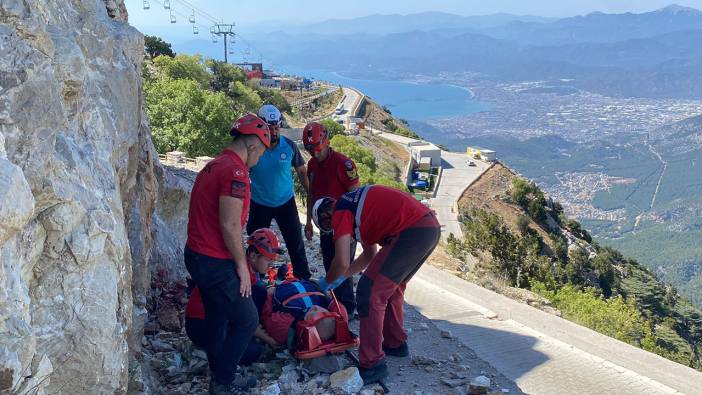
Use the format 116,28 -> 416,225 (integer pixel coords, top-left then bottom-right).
258,104 -> 282,126
312,197 -> 336,233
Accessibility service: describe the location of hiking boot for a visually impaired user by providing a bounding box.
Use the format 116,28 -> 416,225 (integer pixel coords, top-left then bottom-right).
209,374 -> 257,395
359,360 -> 389,385
383,341 -> 409,357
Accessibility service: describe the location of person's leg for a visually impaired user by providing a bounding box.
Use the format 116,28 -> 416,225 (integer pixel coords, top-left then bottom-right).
375,215 -> 441,286
247,199 -> 274,235
396,215 -> 442,284
335,277 -> 356,316
184,247 -> 223,374
274,197 -> 311,280
382,282 -> 408,349
356,243 -> 399,369
320,233 -> 356,314
238,339 -> 264,366
358,214 -> 441,366
197,258 -> 259,386
320,232 -> 334,272
185,317 -> 210,350
251,282 -> 268,317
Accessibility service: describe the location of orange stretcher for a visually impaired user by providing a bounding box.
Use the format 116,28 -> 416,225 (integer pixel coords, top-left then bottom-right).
293,290 -> 359,359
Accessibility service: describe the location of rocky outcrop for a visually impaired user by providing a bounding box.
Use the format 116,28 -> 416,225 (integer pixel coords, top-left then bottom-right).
149,165 -> 195,284
0,1 -> 157,393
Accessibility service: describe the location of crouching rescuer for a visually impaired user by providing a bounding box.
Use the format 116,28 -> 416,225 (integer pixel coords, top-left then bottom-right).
313,185 -> 441,384
185,228 -> 287,365
183,113 -> 270,394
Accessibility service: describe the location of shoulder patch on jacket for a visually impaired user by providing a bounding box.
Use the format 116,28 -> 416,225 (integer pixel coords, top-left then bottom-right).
230,180 -> 247,198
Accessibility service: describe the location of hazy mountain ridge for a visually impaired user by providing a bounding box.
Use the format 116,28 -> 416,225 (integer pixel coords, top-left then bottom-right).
483,4 -> 702,45
198,4 -> 699,98
260,11 -> 556,36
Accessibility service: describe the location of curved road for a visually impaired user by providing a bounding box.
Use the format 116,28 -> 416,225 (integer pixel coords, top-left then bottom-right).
406,265 -> 702,394
430,151 -> 490,239
339,87 -> 360,116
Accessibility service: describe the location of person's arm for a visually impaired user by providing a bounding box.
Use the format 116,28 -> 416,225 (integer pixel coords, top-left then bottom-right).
326,234 -> 353,283
295,165 -> 310,195
346,243 -> 377,277
290,139 -> 310,195
305,171 -> 314,241
255,325 -> 281,349
219,196 -> 251,297
339,158 -> 360,192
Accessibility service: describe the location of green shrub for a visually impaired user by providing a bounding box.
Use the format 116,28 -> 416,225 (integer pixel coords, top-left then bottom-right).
532,282 -> 654,346
321,119 -> 344,139
145,35 -> 175,58
145,78 -> 236,157
517,214 -> 530,235
152,54 -> 212,89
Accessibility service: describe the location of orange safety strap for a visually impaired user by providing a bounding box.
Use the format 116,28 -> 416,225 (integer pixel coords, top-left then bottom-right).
281,291 -> 326,307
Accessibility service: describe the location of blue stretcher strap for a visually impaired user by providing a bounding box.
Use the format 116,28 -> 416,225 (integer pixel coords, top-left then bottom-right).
292,281 -> 313,309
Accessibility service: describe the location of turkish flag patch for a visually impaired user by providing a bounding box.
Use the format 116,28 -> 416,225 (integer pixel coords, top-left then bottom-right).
230,180 -> 247,199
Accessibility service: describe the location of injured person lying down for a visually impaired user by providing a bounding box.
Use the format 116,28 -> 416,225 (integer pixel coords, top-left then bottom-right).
261,279 -> 343,347
186,276 -> 357,360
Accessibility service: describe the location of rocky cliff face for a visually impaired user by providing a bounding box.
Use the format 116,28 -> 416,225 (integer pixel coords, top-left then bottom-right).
0,1 -> 158,393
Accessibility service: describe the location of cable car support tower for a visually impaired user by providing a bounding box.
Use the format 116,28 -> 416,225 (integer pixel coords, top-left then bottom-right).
211,23 -> 236,63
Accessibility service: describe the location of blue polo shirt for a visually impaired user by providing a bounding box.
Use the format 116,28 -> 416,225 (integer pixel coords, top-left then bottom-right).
250,136 -> 305,207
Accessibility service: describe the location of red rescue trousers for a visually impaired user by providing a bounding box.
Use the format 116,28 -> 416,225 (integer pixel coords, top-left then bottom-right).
356,213 -> 441,368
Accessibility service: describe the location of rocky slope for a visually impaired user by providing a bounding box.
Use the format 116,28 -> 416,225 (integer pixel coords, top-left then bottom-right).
0,1 -> 162,393
450,162 -> 702,371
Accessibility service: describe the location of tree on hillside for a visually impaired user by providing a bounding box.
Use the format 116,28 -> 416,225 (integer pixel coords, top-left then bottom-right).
257,87 -> 292,114
145,78 -> 236,157
152,54 -> 212,89
144,35 -> 175,58
206,59 -> 247,92
331,135 -> 376,182
321,119 -> 344,139
517,214 -> 531,235
330,135 -> 406,190
229,81 -> 263,113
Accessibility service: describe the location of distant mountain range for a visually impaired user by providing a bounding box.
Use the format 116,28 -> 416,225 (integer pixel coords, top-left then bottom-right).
174,4 -> 702,99
265,11 -> 555,36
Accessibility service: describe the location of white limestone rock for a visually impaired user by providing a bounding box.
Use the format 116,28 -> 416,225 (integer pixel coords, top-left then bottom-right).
330,367 -> 364,394
0,0 -> 159,393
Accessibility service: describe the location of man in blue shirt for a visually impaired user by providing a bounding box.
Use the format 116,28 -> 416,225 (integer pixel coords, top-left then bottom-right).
248,104 -> 311,279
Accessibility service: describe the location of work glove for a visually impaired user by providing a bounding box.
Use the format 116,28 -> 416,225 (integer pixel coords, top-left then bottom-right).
316,276 -> 347,292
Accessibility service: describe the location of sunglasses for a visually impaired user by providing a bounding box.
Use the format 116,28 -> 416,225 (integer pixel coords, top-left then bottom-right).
304,141 -> 324,152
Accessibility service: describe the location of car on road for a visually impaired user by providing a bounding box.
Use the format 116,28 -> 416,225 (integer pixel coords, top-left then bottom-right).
468,160 -> 476,167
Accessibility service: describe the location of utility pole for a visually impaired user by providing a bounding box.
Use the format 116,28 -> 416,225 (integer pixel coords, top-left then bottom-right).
211,23 -> 235,63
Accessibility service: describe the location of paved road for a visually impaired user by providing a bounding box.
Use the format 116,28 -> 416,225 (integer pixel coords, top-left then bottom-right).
430,151 -> 491,239
372,136 -> 491,239
340,87 -> 360,116
405,265 -> 702,395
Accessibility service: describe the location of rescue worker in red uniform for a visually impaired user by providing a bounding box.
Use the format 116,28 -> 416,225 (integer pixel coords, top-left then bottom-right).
313,185 -> 441,384
185,228 -> 286,365
302,122 -> 360,315
184,113 -> 270,394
